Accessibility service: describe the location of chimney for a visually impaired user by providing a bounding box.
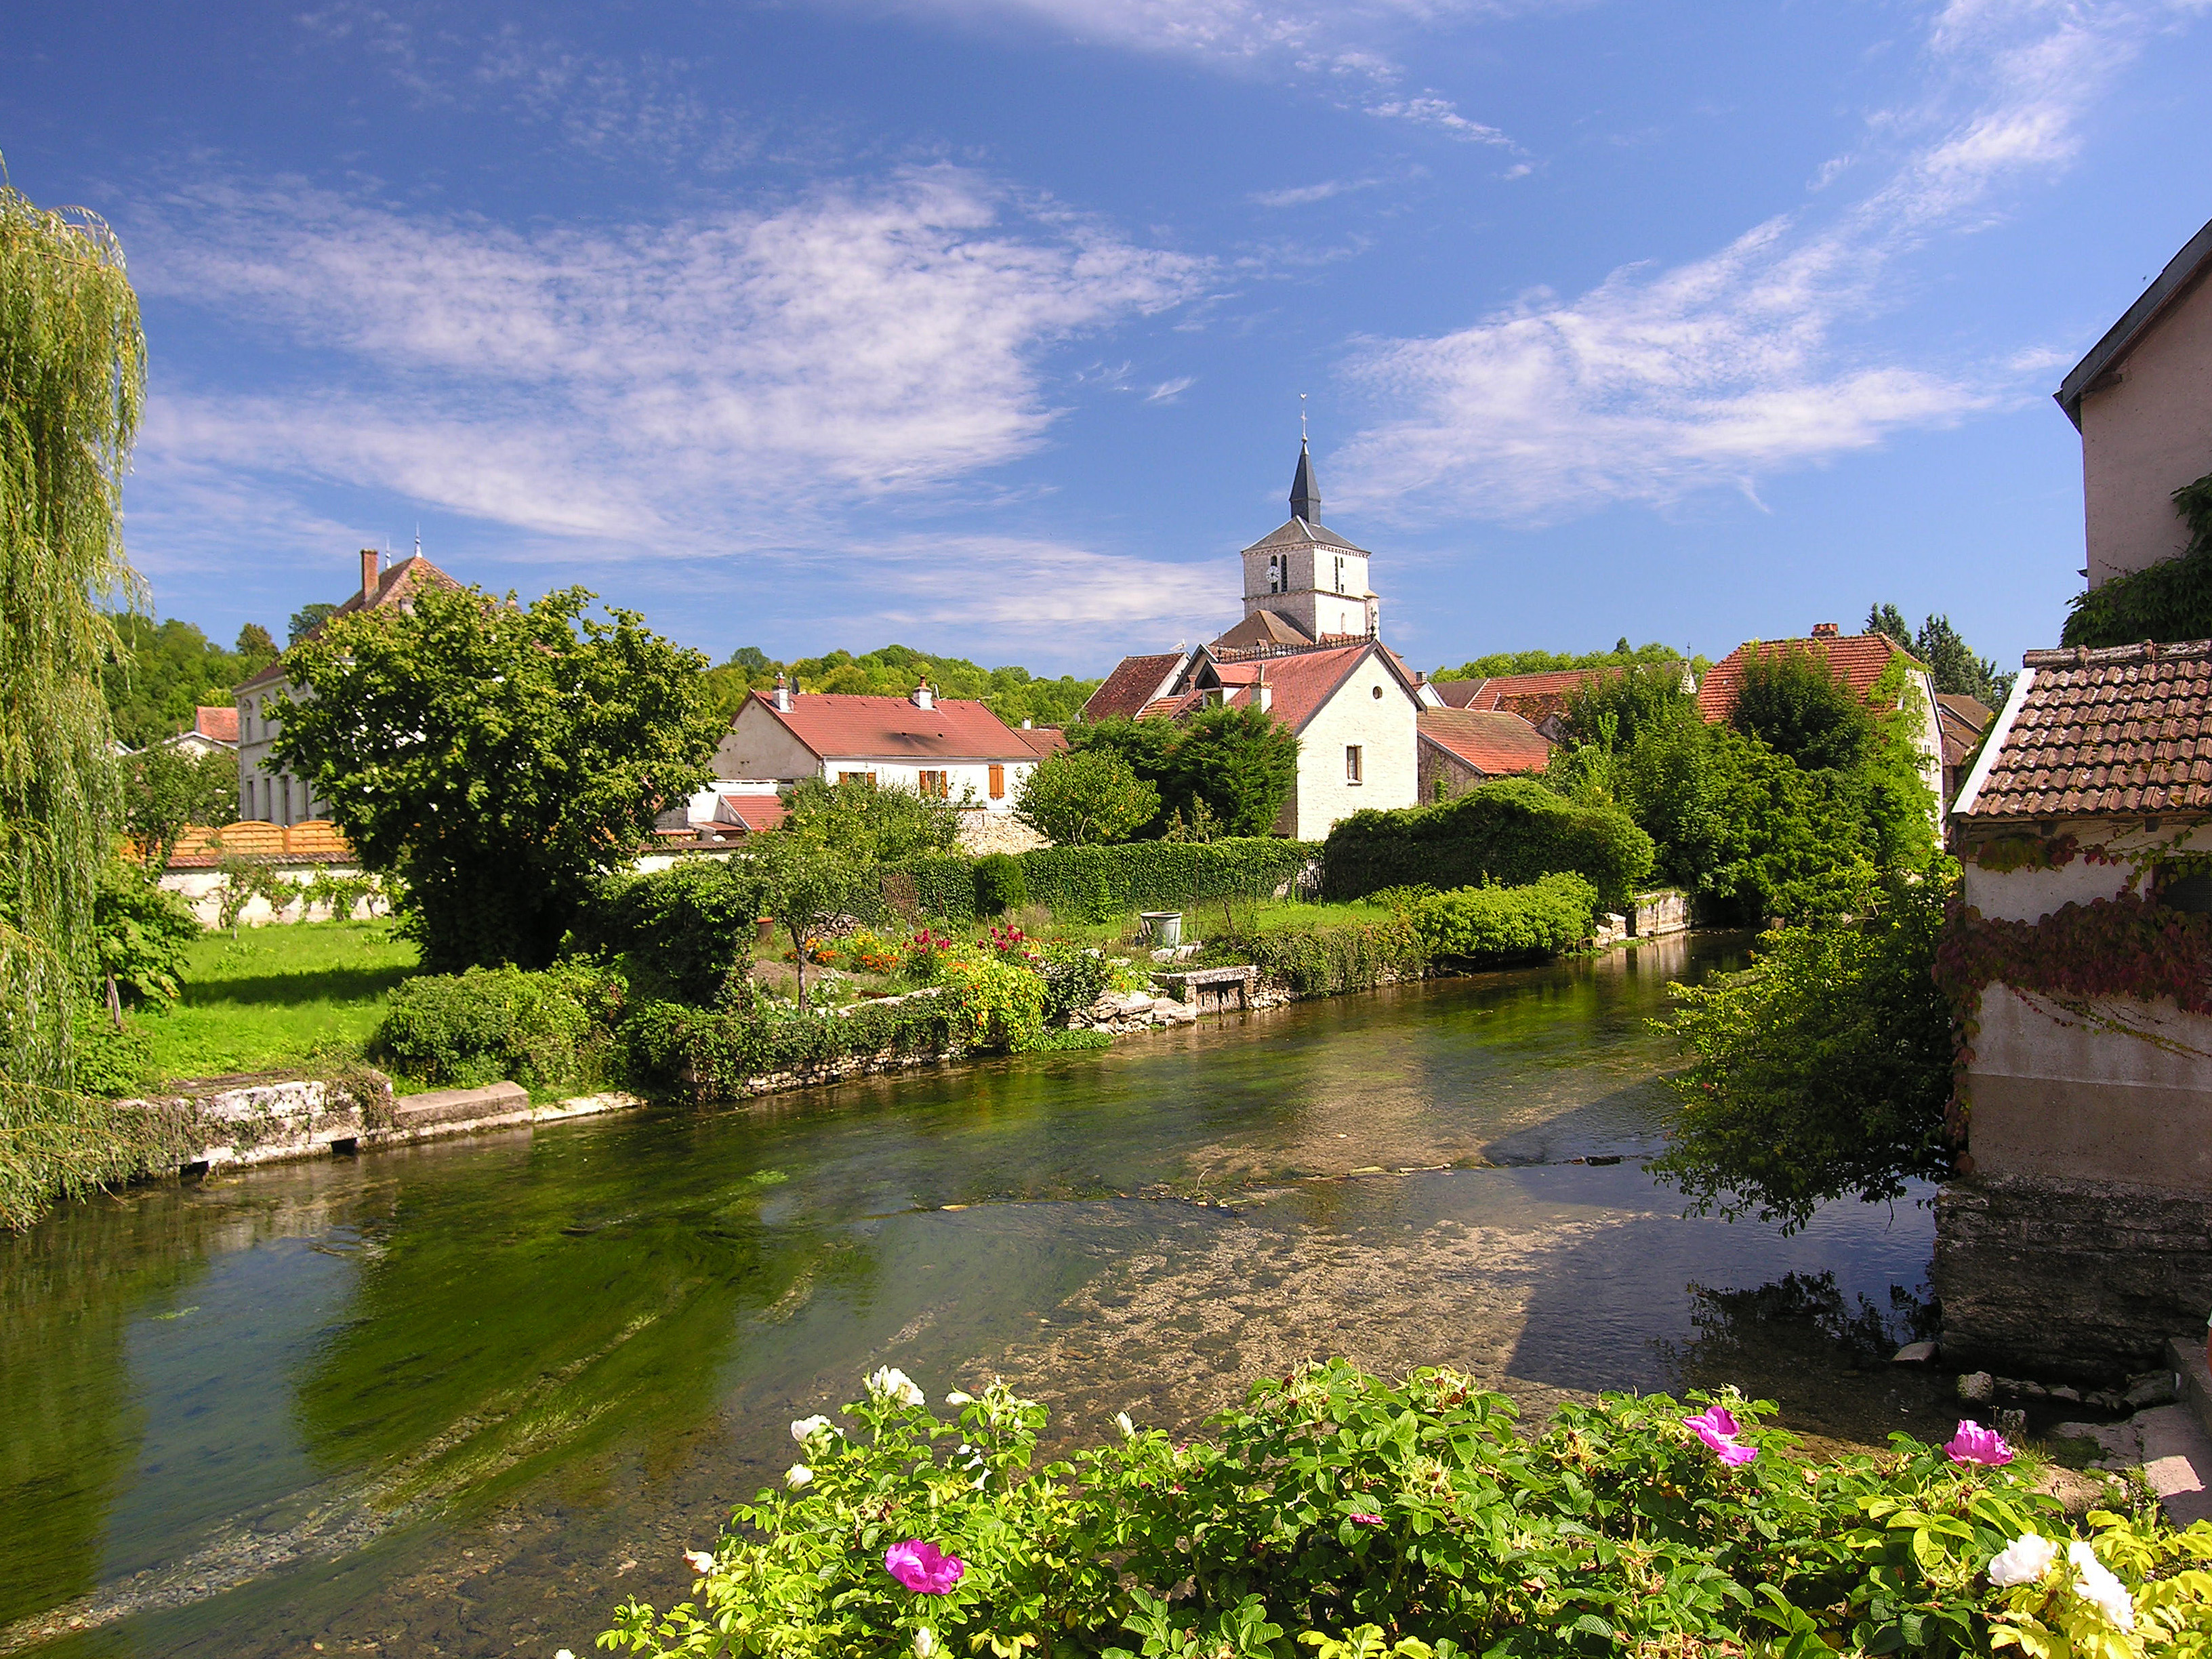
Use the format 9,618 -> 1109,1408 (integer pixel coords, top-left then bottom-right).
1810,621 -> 1840,638
1256,667 -> 1271,714
361,548 -> 380,603
773,672 -> 792,713
1021,718 -> 1033,729
912,676 -> 935,711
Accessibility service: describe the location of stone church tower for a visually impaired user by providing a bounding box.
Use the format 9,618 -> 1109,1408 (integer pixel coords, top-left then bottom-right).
1230,441 -> 1378,645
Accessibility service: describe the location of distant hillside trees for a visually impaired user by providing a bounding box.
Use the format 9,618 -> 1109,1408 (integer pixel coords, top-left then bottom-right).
1864,603 -> 2011,706
100,615 -> 276,750
702,642 -> 1101,730
1432,638 -> 1704,683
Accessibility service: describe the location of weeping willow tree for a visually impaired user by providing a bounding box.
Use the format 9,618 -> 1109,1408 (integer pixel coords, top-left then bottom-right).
0,176 -> 158,1228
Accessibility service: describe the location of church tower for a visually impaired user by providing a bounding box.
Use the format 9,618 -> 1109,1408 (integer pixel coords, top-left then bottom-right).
1231,441 -> 1378,644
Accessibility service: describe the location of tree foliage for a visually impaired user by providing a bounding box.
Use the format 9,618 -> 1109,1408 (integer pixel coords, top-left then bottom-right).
274,583 -> 723,972
2061,471 -> 2212,649
752,836 -> 872,1010
1650,864 -> 1959,1232
1323,777 -> 1654,910
1014,749 -> 1160,846
783,775 -> 963,862
1067,705 -> 1297,839
1726,644 -> 1875,771
100,614 -> 272,749
121,743 -> 237,876
0,178 -> 150,1221
702,641 -> 1101,731
1431,638 -> 1696,682
287,601 -> 338,645
91,859 -> 200,1009
1864,604 -> 2011,706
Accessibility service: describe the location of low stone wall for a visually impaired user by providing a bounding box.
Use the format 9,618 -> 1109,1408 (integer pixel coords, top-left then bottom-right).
115,1073 -> 640,1172
1933,1174 -> 2212,1380
1630,888 -> 1689,939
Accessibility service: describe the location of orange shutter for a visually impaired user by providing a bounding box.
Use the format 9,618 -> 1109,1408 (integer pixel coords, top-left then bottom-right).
989,764 -> 1005,798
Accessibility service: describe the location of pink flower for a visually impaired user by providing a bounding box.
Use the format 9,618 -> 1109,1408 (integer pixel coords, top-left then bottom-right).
884,1540 -> 966,1595
1946,1420 -> 2014,1467
1685,1406 -> 1758,1467
1349,1513 -> 1384,1525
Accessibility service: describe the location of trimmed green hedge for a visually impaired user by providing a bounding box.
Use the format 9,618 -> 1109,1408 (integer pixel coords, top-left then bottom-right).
624,994 -> 954,1101
573,859 -> 766,1004
371,964 -> 610,1092
1021,837 -> 1315,918
882,853 -> 980,924
1410,872 -> 1598,960
1322,777 -> 1654,909
1196,918 -> 1429,997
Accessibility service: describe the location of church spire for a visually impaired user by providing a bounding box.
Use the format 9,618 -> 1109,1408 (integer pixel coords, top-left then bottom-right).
1289,438 -> 1320,525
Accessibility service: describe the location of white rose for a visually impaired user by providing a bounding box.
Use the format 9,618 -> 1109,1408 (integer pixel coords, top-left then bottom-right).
913,1628 -> 938,1659
867,1366 -> 926,1408
1988,1534 -> 2058,1587
785,1463 -> 815,1489
2069,1542 -> 2135,1631
1115,1412 -> 1136,1439
682,1549 -> 715,1574
791,1414 -> 838,1443
945,1391 -> 974,1407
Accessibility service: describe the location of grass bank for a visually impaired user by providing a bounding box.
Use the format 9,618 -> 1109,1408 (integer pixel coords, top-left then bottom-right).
136,920 -> 418,1081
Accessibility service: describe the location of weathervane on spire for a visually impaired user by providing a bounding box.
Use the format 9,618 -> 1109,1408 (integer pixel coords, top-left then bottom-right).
1299,391 -> 1308,446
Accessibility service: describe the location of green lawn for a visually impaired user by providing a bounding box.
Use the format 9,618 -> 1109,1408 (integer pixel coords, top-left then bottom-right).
140,920 -> 419,1082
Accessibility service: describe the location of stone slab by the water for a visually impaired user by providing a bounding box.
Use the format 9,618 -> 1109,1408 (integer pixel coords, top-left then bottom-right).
1891,1340 -> 1938,1364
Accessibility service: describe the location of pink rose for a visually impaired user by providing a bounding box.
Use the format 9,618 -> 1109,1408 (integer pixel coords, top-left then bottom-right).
1685,1406 -> 1758,1467
885,1540 -> 966,1595
1349,1513 -> 1384,1525
1946,1420 -> 2014,1467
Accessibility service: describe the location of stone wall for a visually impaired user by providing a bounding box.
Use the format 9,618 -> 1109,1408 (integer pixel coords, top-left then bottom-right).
1933,1174 -> 2212,1380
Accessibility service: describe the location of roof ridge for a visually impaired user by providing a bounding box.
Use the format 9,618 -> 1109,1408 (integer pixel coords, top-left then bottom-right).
2021,639 -> 2212,668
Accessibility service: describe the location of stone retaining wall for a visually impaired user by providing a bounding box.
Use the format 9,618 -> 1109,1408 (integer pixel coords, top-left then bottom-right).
1933,1174 -> 2212,1380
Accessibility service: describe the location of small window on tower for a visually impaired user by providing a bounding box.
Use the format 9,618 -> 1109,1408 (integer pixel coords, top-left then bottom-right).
1334,556 -> 1345,593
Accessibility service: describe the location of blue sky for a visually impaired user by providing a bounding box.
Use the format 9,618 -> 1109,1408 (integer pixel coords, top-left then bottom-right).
6,0 -> 2210,678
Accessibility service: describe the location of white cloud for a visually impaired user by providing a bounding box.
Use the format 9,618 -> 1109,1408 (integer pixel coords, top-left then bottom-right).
1248,178 -> 1380,208
1146,376 -> 1197,402
834,535 -> 1229,637
131,168 -> 1205,549
1331,0 -> 2203,525
1362,96 -> 1511,145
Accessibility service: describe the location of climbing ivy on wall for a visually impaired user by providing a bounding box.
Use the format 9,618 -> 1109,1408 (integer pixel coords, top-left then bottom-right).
2062,471 -> 2212,647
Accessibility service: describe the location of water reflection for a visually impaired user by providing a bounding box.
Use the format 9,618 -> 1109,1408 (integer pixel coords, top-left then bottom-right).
0,935 -> 1944,1659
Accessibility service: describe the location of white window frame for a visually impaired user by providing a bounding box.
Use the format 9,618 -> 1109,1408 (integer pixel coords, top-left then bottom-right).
1345,744 -> 1363,784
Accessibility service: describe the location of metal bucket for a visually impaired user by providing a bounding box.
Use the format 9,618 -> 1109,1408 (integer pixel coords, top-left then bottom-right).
1139,911 -> 1183,947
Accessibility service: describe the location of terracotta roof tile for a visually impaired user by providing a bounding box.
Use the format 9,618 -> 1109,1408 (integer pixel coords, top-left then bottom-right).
761,691 -> 1036,762
1010,726 -> 1069,758
1697,634 -> 1910,722
194,705 -> 239,742
1418,709 -> 1553,777
715,794 -> 790,832
1959,640 -> 2212,819
1081,652 -> 1189,721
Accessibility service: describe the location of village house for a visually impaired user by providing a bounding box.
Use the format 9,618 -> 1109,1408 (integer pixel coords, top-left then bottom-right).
1698,622 -> 1948,821
160,705 -> 239,760
234,550 -> 459,826
2057,212 -> 2212,588
713,677 -> 1048,817
1416,708 -> 1554,801
1084,443 -> 1437,839
1934,692 -> 1996,806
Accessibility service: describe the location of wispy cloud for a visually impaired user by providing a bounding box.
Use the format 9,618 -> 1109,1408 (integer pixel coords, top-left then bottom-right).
830,534 -> 1230,637
1248,176 -> 1387,208
131,168 -> 1206,550
1362,96 -> 1511,145
1332,0 -> 2205,525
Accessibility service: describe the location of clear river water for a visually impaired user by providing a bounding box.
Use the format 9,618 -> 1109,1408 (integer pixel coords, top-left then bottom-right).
0,934 -> 1954,1659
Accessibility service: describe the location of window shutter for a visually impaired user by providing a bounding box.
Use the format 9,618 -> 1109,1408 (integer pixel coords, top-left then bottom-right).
989,764 -> 1005,798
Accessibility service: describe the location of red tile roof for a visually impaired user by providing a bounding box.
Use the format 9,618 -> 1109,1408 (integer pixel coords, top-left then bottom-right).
1418,709 -> 1553,777
1081,652 -> 1189,721
1010,726 -> 1069,758
1697,633 -> 1912,723
237,554 -> 463,692
194,705 -> 239,742
715,794 -> 790,832
758,691 -> 1036,762
1957,640 -> 2212,820
1936,693 -> 1995,771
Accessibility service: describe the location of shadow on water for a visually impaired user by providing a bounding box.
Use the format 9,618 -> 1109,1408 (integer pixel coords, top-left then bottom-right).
0,931 -> 1942,1659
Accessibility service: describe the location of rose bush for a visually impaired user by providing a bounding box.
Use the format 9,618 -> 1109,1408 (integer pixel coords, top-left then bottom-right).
600,1359 -> 2212,1659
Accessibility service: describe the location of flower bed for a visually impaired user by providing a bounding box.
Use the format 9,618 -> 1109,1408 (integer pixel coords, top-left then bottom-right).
600,1359 -> 2212,1659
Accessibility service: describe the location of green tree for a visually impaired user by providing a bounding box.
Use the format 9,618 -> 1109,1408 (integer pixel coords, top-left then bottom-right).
274,583 -> 723,971
1432,638 -> 1693,683
752,836 -> 870,1010
91,859 -> 200,1011
1170,703 -> 1299,836
1864,603 -> 2011,705
287,601 -> 338,645
234,623 -> 278,672
1650,864 -> 1959,1231
100,615 -> 256,749
1727,644 -> 1875,771
0,180 -> 146,1223
1013,750 -> 1160,845
121,745 -> 237,876
783,775 -> 962,862
2061,472 -> 2212,649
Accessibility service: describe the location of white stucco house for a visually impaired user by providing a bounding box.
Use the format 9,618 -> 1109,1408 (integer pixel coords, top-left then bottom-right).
712,679 -> 1048,811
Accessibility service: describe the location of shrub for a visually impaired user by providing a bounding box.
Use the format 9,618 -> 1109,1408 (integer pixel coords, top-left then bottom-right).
1197,918 -> 1429,997
369,964 -> 607,1092
623,994 -> 954,1099
603,1359 -> 2175,1659
936,952 -> 1047,1052
1013,749 -> 1161,845
573,859 -> 768,1004
69,1006 -> 157,1097
1322,777 -> 1654,909
884,853 -> 979,924
972,852 -> 1027,916
1020,838 -> 1314,919
92,860 -> 201,1008
1410,872 -> 1598,960
1038,941 -> 1113,1021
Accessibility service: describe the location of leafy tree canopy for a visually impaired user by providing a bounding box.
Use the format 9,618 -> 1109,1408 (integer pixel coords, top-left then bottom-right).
1067,705 -> 1297,840
750,835 -> 872,1010
1864,603 -> 2012,706
1433,638 -> 1706,682
100,615 -> 271,750
702,642 -> 1101,731
1727,644 -> 1876,772
1013,749 -> 1161,846
122,745 -> 237,876
2060,471 -> 2212,649
288,601 -> 339,645
274,583 -> 724,972
782,775 -> 963,862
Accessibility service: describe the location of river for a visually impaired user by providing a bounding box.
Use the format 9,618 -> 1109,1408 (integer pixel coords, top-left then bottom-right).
0,934 -> 1952,1658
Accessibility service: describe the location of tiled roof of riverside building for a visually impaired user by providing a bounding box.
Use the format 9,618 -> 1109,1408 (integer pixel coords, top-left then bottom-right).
1959,640 -> 2212,819
757,692 -> 1038,762
1417,709 -> 1553,777
1080,652 -> 1189,722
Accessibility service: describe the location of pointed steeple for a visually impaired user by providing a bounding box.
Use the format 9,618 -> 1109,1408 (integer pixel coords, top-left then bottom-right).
1289,439 -> 1320,525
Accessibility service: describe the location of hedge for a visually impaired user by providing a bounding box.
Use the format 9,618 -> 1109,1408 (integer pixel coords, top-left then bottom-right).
1019,837 -> 1315,918
882,853 -> 981,924
623,994 -> 954,1101
1322,776 -> 1654,909
572,859 -> 767,1004
1410,872 -> 1599,961
371,964 -> 614,1092
1195,918 -> 1429,997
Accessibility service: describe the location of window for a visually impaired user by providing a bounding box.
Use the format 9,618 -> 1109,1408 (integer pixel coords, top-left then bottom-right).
837,771 -> 876,787
243,778 -> 255,820
1334,556 -> 1344,593
2158,864 -> 2212,914
919,770 -> 949,798
988,764 -> 1006,799
1345,745 -> 1364,784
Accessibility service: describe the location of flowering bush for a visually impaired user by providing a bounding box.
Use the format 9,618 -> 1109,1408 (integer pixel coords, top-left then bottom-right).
601,1359 -> 2212,1659
983,922 -> 1044,966
935,952 -> 1048,1052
